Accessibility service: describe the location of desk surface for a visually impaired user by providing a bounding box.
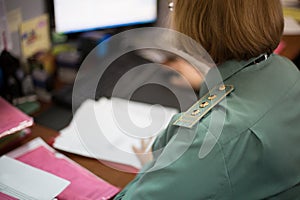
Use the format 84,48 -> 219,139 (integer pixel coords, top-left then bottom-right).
21,124 -> 136,189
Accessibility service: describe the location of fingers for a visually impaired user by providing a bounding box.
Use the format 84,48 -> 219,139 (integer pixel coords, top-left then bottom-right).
142,139 -> 152,151
132,145 -> 140,154
132,139 -> 154,167
132,139 -> 152,154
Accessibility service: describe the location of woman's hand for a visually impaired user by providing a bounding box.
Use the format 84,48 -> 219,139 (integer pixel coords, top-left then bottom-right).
132,139 -> 153,167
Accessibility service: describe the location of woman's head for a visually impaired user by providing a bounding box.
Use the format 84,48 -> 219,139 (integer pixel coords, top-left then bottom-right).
171,0 -> 284,64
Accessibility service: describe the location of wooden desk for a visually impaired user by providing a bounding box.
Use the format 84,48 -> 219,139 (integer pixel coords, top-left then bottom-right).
21,124 -> 136,189
281,35 -> 300,60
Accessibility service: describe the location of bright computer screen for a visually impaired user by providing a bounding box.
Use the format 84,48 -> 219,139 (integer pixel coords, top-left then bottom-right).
53,0 -> 158,34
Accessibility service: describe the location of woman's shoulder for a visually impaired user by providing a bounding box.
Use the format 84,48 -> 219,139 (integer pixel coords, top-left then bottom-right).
154,54 -> 300,148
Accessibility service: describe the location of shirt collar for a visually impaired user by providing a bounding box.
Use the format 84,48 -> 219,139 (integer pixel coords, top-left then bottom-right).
199,55 -> 265,97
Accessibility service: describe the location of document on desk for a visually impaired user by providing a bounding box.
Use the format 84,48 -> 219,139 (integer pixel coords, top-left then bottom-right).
4,138 -> 120,200
0,155 -> 70,200
54,97 -> 178,169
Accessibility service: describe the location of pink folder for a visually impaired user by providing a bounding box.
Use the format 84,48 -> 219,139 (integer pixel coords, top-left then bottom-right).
0,97 -> 33,138
6,138 -> 120,200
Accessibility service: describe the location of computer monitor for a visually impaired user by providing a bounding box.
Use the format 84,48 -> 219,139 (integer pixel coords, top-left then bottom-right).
52,0 -> 158,34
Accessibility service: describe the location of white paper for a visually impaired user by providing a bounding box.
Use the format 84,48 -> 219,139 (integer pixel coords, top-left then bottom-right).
284,17 -> 300,35
0,0 -> 13,51
54,97 -> 178,169
0,156 -> 70,200
7,8 -> 22,33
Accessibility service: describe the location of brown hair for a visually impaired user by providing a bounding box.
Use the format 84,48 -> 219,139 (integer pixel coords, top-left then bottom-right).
171,0 -> 284,64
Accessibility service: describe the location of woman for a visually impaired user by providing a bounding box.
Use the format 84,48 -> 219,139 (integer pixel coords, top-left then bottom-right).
115,0 -> 300,199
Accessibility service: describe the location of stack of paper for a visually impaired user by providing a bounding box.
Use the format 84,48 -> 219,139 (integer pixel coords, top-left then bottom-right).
2,138 -> 120,200
54,97 -> 178,169
0,155 -> 70,200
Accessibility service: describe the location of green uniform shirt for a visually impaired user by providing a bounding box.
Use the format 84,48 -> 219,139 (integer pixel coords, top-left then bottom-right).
115,54 -> 300,199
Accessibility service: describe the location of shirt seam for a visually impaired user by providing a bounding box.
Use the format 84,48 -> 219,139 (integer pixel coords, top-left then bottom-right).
217,138 -> 234,198
197,123 -> 234,198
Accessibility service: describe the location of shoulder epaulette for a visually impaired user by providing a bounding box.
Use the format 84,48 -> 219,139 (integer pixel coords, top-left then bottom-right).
173,85 -> 234,128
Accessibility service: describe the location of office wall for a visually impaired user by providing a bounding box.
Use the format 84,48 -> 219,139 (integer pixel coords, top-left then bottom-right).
4,0 -> 46,57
